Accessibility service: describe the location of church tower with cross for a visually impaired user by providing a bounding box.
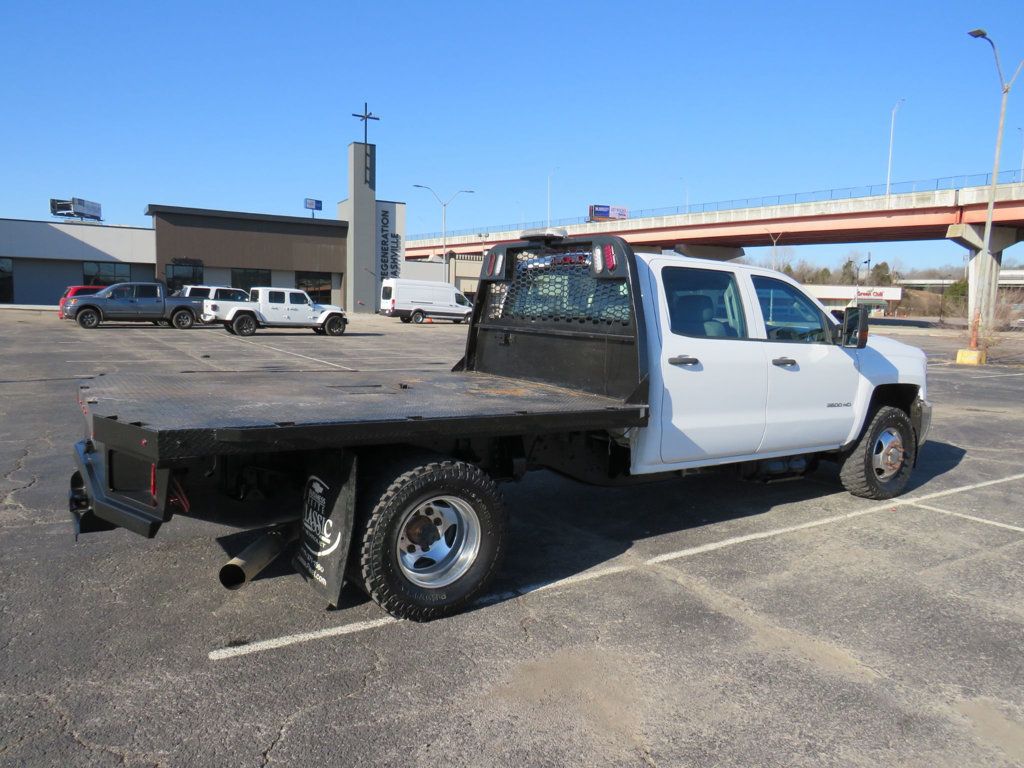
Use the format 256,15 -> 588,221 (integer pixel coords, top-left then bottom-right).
338,103 -> 406,313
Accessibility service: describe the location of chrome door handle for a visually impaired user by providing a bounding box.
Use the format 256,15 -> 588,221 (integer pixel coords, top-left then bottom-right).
772,357 -> 798,367
668,355 -> 700,366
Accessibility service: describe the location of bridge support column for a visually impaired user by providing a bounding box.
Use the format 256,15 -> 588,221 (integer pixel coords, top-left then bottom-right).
945,224 -> 1022,344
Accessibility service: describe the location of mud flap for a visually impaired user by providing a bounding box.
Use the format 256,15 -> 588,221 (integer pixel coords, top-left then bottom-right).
292,452 -> 357,607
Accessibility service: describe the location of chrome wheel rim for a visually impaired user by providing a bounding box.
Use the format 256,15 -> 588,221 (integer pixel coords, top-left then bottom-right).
872,427 -> 905,480
173,312 -> 191,329
396,496 -> 480,588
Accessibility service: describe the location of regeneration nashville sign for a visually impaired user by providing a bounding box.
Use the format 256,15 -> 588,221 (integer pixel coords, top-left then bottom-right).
376,201 -> 403,283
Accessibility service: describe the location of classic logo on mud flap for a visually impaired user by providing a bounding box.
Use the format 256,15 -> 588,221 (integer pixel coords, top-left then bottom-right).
303,476 -> 342,557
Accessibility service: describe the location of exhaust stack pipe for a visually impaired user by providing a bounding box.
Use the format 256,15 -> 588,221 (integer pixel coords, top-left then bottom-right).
219,526 -> 297,590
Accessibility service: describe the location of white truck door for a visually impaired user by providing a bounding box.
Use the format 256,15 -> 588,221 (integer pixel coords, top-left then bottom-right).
265,290 -> 288,324
288,291 -> 315,323
653,261 -> 768,464
749,275 -> 860,452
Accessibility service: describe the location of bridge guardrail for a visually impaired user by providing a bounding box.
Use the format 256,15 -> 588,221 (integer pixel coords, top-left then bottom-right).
410,169 -> 1024,241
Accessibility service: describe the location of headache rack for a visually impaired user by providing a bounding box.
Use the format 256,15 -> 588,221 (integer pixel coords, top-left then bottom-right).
463,234 -> 650,403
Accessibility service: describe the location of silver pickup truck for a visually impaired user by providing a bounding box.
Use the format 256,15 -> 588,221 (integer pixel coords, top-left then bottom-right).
64,282 -> 204,329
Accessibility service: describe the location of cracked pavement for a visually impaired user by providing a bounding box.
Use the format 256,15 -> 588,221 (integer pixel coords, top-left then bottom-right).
1,312 -> 1023,766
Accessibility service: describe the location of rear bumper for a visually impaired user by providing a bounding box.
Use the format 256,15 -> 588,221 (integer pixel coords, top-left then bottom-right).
70,440 -> 167,538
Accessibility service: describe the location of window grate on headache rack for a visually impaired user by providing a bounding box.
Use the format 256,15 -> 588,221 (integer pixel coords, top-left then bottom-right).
484,248 -> 631,328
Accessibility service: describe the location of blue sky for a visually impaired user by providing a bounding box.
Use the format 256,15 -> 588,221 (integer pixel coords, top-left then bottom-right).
2,0 -> 1022,270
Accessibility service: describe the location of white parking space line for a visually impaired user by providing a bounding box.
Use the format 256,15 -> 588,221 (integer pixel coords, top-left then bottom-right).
226,338 -> 355,370
909,502 -> 1024,534
208,616 -> 397,660
208,471 -> 1024,662
968,372 -> 1024,379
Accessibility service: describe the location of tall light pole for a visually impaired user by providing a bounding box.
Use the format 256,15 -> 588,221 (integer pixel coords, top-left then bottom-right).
1018,126 -> 1023,181
414,185 -> 474,283
546,169 -> 557,227
886,98 -> 905,197
967,28 -> 1024,346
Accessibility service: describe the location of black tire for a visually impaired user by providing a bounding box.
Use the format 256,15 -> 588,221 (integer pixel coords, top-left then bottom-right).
171,310 -> 195,330
324,315 -> 347,336
354,457 -> 506,621
400,316 -> 413,324
312,327 -> 326,335
224,323 -> 237,335
839,406 -> 916,500
157,319 -> 172,327
232,313 -> 257,337
453,318 -> 463,324
151,321 -> 161,326
411,310 -> 425,324
76,308 -> 100,329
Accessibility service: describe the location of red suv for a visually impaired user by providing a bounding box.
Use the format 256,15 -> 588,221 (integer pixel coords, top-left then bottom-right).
58,286 -> 102,319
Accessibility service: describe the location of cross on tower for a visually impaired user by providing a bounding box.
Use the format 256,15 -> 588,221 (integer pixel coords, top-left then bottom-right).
351,102 -> 380,145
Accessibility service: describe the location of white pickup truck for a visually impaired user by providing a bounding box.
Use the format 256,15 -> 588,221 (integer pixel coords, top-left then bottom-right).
71,233 -> 931,621
201,286 -> 348,336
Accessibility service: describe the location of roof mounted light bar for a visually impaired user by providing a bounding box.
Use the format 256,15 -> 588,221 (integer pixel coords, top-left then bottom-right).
519,227 -> 568,243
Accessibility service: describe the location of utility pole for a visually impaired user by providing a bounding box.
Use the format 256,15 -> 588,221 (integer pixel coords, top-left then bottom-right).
413,185 -> 475,285
966,29 -> 1024,350
765,231 -> 783,271
886,98 -> 905,197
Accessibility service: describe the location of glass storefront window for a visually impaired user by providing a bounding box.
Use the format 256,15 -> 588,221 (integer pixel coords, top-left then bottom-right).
0,258 -> 12,303
296,271 -> 332,304
165,264 -> 204,294
231,268 -> 271,293
83,261 -> 131,287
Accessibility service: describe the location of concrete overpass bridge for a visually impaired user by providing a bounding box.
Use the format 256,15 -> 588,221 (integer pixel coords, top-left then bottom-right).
406,174 -> 1024,322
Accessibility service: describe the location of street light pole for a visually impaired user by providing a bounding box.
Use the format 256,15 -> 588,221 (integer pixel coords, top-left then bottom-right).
967,29 -> 1024,346
1018,126 -> 1023,181
546,171 -> 553,227
413,184 -> 475,284
886,98 -> 905,197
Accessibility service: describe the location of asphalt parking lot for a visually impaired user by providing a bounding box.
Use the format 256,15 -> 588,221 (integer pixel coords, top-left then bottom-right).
1,313 -> 1023,767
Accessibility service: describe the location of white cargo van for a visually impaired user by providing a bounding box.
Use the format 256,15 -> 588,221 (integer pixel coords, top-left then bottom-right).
379,278 -> 472,324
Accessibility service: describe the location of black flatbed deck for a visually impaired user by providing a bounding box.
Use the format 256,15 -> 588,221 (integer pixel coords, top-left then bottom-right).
81,370 -> 648,462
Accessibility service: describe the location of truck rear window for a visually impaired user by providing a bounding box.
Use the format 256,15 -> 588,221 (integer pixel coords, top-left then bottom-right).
483,246 -> 631,330
382,286 -> 393,300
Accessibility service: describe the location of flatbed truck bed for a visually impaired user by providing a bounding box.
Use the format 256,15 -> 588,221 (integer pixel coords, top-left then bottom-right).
79,369 -> 648,462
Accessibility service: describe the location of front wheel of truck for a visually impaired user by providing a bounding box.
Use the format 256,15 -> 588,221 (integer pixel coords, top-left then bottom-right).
839,406 -> 916,500
355,458 -> 506,621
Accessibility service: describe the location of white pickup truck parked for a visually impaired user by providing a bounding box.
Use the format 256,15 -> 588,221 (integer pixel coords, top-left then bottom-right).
202,287 -> 348,336
71,233 -> 931,621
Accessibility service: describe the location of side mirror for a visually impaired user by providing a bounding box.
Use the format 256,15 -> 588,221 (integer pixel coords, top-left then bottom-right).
839,304 -> 869,348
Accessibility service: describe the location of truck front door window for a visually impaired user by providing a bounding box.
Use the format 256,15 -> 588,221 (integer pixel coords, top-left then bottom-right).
753,277 -> 829,344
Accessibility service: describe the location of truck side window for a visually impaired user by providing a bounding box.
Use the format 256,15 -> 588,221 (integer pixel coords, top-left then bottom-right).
220,289 -> 248,302
109,285 -> 132,300
268,291 -> 286,304
289,292 -> 308,305
663,267 -> 747,339
752,276 -> 830,344
456,293 -> 470,307
135,285 -> 159,299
